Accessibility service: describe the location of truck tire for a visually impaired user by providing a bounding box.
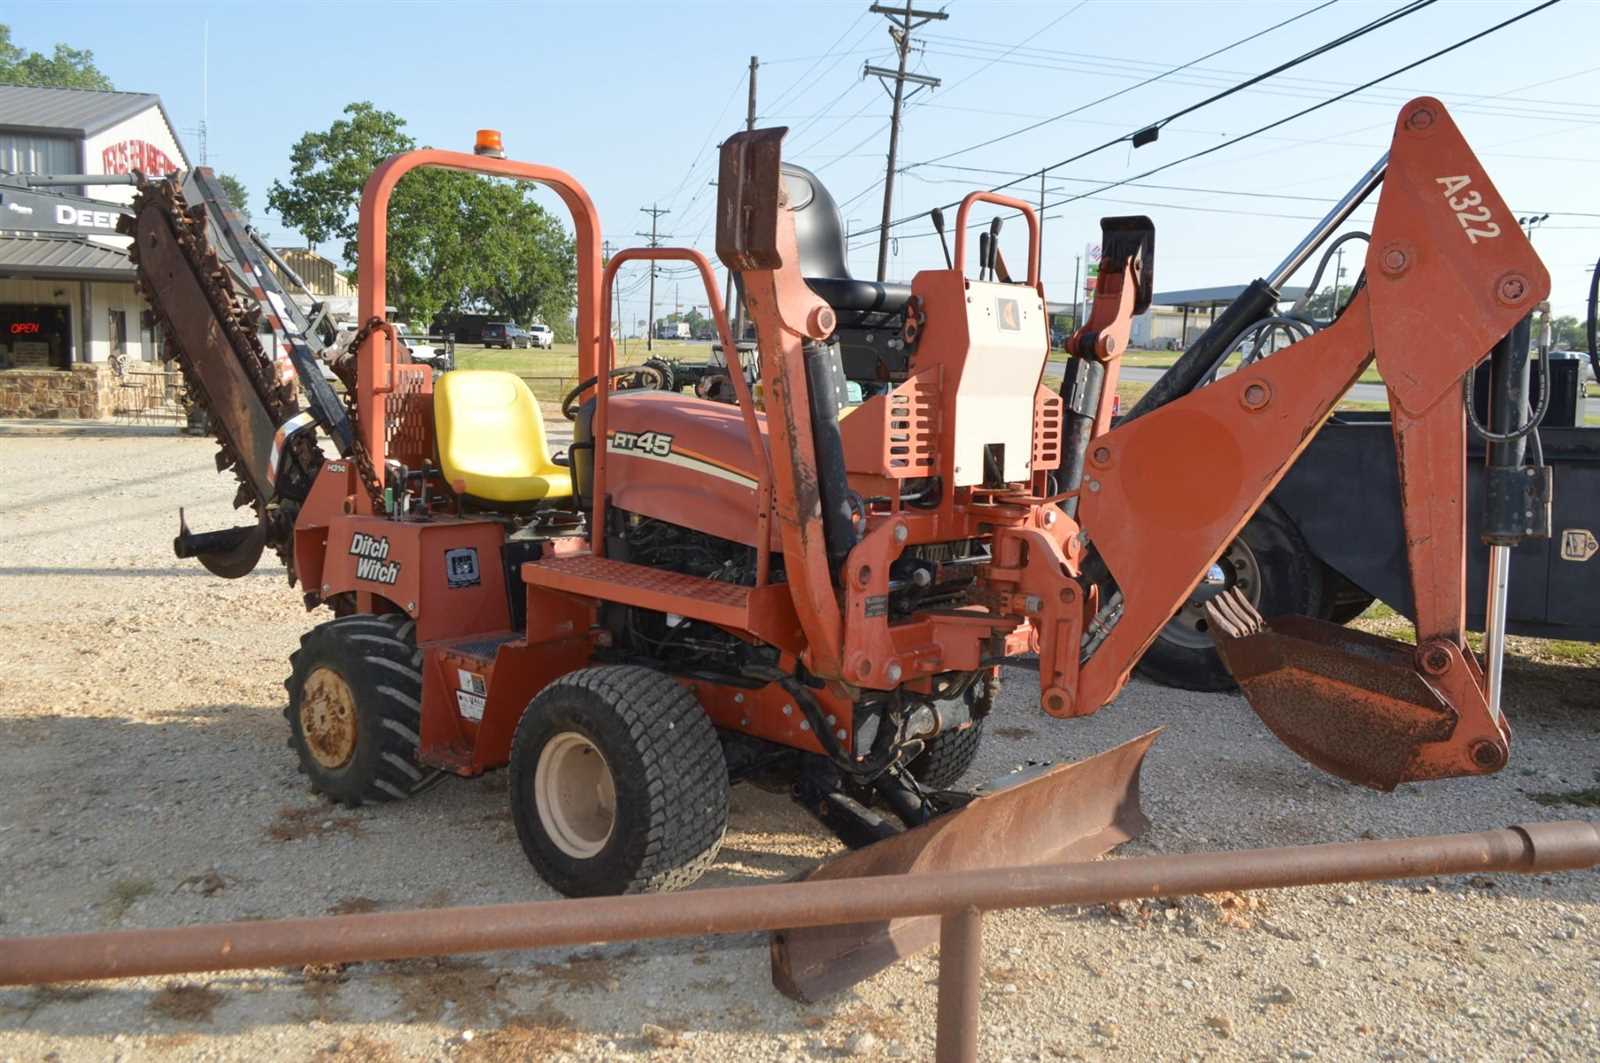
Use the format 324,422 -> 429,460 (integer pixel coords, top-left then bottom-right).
1135,501 -> 1325,692
284,613 -> 444,806
509,666 -> 728,897
906,719 -> 986,790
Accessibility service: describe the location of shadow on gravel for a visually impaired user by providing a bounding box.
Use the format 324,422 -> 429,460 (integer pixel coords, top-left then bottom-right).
0,422 -> 187,439
0,565 -> 289,578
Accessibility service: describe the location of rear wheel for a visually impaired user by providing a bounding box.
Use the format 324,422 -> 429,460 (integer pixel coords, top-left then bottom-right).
1136,502 -> 1324,692
509,666 -> 728,897
284,614 -> 444,806
906,719 -> 986,789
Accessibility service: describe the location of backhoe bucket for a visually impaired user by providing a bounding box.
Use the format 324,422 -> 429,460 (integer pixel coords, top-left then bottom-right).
770,729 -> 1156,1002
1205,589 -> 1463,791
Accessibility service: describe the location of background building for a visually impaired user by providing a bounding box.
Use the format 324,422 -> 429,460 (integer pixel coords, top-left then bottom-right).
0,85 -> 188,372
0,86 -> 188,417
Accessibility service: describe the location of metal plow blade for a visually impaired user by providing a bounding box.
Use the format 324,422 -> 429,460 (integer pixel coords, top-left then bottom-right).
770,729 -> 1156,1002
1205,588 -> 1459,791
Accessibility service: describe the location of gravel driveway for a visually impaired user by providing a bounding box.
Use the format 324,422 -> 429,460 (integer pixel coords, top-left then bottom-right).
1,422 -> 1595,1062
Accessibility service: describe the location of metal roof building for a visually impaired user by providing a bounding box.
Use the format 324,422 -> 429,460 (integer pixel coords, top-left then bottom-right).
0,86 -> 187,388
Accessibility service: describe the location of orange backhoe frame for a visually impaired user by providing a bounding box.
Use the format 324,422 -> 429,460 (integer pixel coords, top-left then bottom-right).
290,96 -> 1544,789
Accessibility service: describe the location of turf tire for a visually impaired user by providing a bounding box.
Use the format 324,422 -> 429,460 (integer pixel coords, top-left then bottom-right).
509,666 -> 728,897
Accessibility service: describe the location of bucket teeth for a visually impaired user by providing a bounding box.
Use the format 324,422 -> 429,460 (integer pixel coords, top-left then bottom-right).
1204,587 -> 1264,639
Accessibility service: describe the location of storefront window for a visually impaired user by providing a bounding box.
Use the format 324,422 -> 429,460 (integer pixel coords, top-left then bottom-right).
0,304 -> 72,370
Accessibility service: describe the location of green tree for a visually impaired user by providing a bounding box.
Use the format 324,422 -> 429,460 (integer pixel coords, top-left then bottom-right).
267,102 -> 413,257
217,173 -> 250,222
1303,284 -> 1354,321
1548,315 -> 1584,350
0,25 -> 114,89
267,102 -> 576,327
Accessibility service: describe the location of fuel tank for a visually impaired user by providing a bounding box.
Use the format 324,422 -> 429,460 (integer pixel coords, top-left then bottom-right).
576,391 -> 776,549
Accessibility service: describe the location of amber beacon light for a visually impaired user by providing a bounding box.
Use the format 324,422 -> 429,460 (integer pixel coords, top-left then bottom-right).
474,129 -> 505,158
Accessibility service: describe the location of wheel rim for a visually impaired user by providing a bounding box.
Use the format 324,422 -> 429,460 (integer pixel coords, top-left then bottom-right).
1163,538 -> 1263,649
535,732 -> 617,859
301,667 -> 359,770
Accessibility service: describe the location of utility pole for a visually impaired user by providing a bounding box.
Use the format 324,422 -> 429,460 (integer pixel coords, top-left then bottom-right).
1334,244 -> 1346,316
866,1 -> 946,282
603,240 -> 626,359
1071,254 -> 1081,330
638,204 -> 671,351
1038,169 -> 1047,263
725,55 -> 760,341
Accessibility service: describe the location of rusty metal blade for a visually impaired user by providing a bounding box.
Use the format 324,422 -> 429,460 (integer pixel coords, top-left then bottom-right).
770,729 -> 1157,1002
1211,613 -> 1457,790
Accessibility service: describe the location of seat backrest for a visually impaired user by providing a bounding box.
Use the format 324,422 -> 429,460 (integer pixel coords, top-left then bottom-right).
434,370 -> 553,478
782,163 -> 852,282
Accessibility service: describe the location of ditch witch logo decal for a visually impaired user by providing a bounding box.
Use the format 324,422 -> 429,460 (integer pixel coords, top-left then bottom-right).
349,532 -> 400,585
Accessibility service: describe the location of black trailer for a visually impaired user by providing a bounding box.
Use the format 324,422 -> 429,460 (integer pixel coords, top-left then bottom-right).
1140,400 -> 1600,688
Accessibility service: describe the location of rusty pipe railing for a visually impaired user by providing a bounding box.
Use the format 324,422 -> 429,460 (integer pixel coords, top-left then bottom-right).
1,822 -> 1594,1063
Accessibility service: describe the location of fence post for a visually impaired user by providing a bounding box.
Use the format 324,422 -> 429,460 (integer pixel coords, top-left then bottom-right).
935,907 -> 983,1063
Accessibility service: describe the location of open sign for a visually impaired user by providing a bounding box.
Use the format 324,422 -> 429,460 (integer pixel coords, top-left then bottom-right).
9,322 -> 40,335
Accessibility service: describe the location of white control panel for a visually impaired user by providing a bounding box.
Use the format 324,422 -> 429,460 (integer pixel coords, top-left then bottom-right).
951,281 -> 1048,487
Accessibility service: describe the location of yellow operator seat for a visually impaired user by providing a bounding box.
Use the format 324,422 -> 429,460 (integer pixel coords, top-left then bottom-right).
433,370 -> 573,505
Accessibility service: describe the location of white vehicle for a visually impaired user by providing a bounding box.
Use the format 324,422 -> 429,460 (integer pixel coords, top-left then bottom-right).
526,322 -> 555,349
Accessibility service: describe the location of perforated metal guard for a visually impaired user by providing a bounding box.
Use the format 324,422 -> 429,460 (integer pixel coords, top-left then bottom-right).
386,364 -> 435,469
1032,387 -> 1063,471
885,373 -> 938,477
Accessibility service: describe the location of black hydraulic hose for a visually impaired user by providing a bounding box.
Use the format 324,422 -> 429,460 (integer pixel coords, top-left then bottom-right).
1123,278 -> 1283,422
1466,318 -> 1549,445
1588,251 -> 1600,388
1288,230 -> 1370,325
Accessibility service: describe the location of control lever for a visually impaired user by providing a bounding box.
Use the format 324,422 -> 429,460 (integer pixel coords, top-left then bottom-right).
930,207 -> 953,269
987,217 -> 1003,280
978,232 -> 991,281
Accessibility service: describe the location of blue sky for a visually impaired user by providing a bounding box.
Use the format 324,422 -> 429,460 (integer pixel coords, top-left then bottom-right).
10,0 -> 1599,325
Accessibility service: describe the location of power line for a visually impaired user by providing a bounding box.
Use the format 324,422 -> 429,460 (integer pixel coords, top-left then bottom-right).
921,42 -> 1600,124
934,1 -> 1084,95
905,0 -> 1343,174
1032,0 -> 1564,220
762,9 -> 874,117
851,0 -> 1567,253
905,162 -> 1600,218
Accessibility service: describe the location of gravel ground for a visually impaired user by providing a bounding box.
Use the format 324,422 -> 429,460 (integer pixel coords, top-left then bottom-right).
0,422 -> 1596,1063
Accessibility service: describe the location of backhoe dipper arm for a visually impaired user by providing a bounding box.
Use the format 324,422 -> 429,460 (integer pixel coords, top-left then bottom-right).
1066,98 -> 1547,789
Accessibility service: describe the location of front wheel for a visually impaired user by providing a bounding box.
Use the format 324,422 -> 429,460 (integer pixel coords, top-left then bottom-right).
1135,502 -> 1324,692
509,666 -> 728,896
284,614 -> 444,805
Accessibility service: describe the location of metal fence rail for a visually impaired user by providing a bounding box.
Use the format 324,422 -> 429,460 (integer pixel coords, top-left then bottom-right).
2,822 -> 1595,1062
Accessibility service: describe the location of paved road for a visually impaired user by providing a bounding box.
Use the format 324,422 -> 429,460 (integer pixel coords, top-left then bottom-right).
1043,362 -> 1392,406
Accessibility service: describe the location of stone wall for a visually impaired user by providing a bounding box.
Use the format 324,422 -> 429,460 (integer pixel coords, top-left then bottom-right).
0,365 -> 123,419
